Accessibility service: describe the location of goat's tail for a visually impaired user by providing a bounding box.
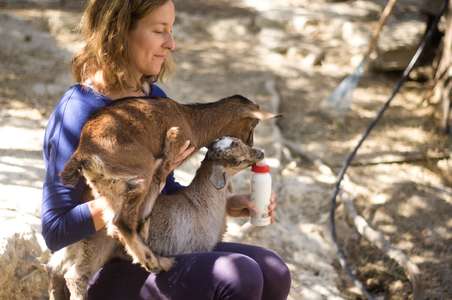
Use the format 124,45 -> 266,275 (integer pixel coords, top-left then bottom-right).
60,153 -> 83,187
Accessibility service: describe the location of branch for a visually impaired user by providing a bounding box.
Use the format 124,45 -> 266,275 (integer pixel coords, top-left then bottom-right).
342,197 -> 423,299
350,151 -> 451,166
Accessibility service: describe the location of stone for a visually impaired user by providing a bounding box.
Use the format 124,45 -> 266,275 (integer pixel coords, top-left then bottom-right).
207,18 -> 249,41
0,211 -> 49,300
342,21 -> 370,49
370,14 -> 426,71
258,28 -> 287,50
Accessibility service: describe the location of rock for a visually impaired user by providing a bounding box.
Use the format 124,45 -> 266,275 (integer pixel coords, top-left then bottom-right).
0,210 -> 49,300
370,14 -> 426,71
258,28 -> 287,51
342,21 -> 371,49
254,11 -> 291,31
207,18 -> 250,41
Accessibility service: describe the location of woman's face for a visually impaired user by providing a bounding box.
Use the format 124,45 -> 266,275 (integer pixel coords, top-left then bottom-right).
128,0 -> 176,78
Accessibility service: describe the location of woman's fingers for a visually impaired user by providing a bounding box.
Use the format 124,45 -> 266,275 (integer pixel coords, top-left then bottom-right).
174,140 -> 195,165
267,192 -> 277,223
226,194 -> 254,217
247,201 -> 257,214
178,140 -> 191,155
179,145 -> 195,161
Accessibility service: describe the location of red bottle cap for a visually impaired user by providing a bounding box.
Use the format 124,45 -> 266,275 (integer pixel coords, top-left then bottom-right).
251,162 -> 270,173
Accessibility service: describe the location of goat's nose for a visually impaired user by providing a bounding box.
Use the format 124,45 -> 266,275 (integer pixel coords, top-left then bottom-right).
254,149 -> 264,160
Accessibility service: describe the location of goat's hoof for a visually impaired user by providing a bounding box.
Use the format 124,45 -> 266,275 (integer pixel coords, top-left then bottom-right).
141,258 -> 158,273
141,256 -> 174,273
144,262 -> 163,274
166,127 -> 180,141
159,257 -> 175,272
144,264 -> 155,273
140,250 -> 161,273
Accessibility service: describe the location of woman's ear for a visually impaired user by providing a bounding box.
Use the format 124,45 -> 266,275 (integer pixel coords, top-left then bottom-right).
208,165 -> 226,190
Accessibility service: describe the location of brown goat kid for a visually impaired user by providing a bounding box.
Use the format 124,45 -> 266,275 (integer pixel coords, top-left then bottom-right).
59,95 -> 277,275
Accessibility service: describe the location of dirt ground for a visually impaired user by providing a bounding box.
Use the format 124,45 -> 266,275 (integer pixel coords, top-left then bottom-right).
0,0 -> 451,299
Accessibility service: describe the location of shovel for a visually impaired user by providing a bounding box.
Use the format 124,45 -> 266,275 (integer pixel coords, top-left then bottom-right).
327,0 -> 399,114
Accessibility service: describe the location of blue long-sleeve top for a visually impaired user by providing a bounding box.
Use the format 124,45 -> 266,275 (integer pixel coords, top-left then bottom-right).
41,84 -> 183,252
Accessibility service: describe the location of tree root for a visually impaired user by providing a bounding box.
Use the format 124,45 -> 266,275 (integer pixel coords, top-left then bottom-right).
342,197 -> 423,299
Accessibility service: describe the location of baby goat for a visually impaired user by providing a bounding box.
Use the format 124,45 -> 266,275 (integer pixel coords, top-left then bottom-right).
48,136 -> 264,300
144,136 -> 264,255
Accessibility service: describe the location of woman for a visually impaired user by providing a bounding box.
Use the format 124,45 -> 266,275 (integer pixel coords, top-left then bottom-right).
41,1 -> 291,299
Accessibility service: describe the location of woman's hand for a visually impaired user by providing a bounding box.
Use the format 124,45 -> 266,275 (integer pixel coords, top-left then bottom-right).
87,196 -> 109,231
167,140 -> 196,172
226,192 -> 277,223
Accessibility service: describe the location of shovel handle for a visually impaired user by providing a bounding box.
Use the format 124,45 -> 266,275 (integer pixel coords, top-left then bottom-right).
364,0 -> 399,58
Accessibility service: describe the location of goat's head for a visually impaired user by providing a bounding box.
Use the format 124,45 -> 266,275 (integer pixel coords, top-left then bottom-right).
221,95 -> 280,146
206,136 -> 264,189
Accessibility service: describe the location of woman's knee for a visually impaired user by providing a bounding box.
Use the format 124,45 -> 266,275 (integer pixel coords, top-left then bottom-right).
258,249 -> 291,300
213,253 -> 264,300
215,242 -> 292,298
263,249 -> 291,281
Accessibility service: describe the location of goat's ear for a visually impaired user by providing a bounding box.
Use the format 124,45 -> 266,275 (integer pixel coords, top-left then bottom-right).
209,165 -> 226,190
243,110 -> 281,120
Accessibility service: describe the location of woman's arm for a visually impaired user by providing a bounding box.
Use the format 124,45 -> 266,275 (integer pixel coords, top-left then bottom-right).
41,87 -> 107,251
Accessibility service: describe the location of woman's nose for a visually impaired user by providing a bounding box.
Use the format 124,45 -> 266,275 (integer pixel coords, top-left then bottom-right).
163,33 -> 176,51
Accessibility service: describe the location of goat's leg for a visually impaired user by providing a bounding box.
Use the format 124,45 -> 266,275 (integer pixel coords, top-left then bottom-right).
139,128 -> 180,221
154,127 -> 183,191
82,173 -> 158,272
134,128 -> 180,270
109,177 -> 173,272
104,128 -> 179,273
48,271 -> 70,300
138,202 -> 175,272
63,265 -> 89,300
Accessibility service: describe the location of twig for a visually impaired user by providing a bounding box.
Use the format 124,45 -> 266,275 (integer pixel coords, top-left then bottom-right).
350,151 -> 451,166
342,197 -> 423,299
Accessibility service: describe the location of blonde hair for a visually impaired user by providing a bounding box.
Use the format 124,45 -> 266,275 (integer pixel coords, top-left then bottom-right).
72,0 -> 175,93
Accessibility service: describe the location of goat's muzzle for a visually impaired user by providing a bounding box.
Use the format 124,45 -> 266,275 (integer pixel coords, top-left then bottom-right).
253,149 -> 264,161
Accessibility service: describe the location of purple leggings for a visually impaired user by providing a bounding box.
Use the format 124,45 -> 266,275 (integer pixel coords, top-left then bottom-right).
87,242 -> 291,300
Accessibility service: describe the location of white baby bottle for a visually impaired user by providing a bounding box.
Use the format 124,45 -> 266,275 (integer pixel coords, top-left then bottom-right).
250,160 -> 272,226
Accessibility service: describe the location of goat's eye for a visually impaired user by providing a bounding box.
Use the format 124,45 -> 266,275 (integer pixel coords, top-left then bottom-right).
227,157 -> 241,166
